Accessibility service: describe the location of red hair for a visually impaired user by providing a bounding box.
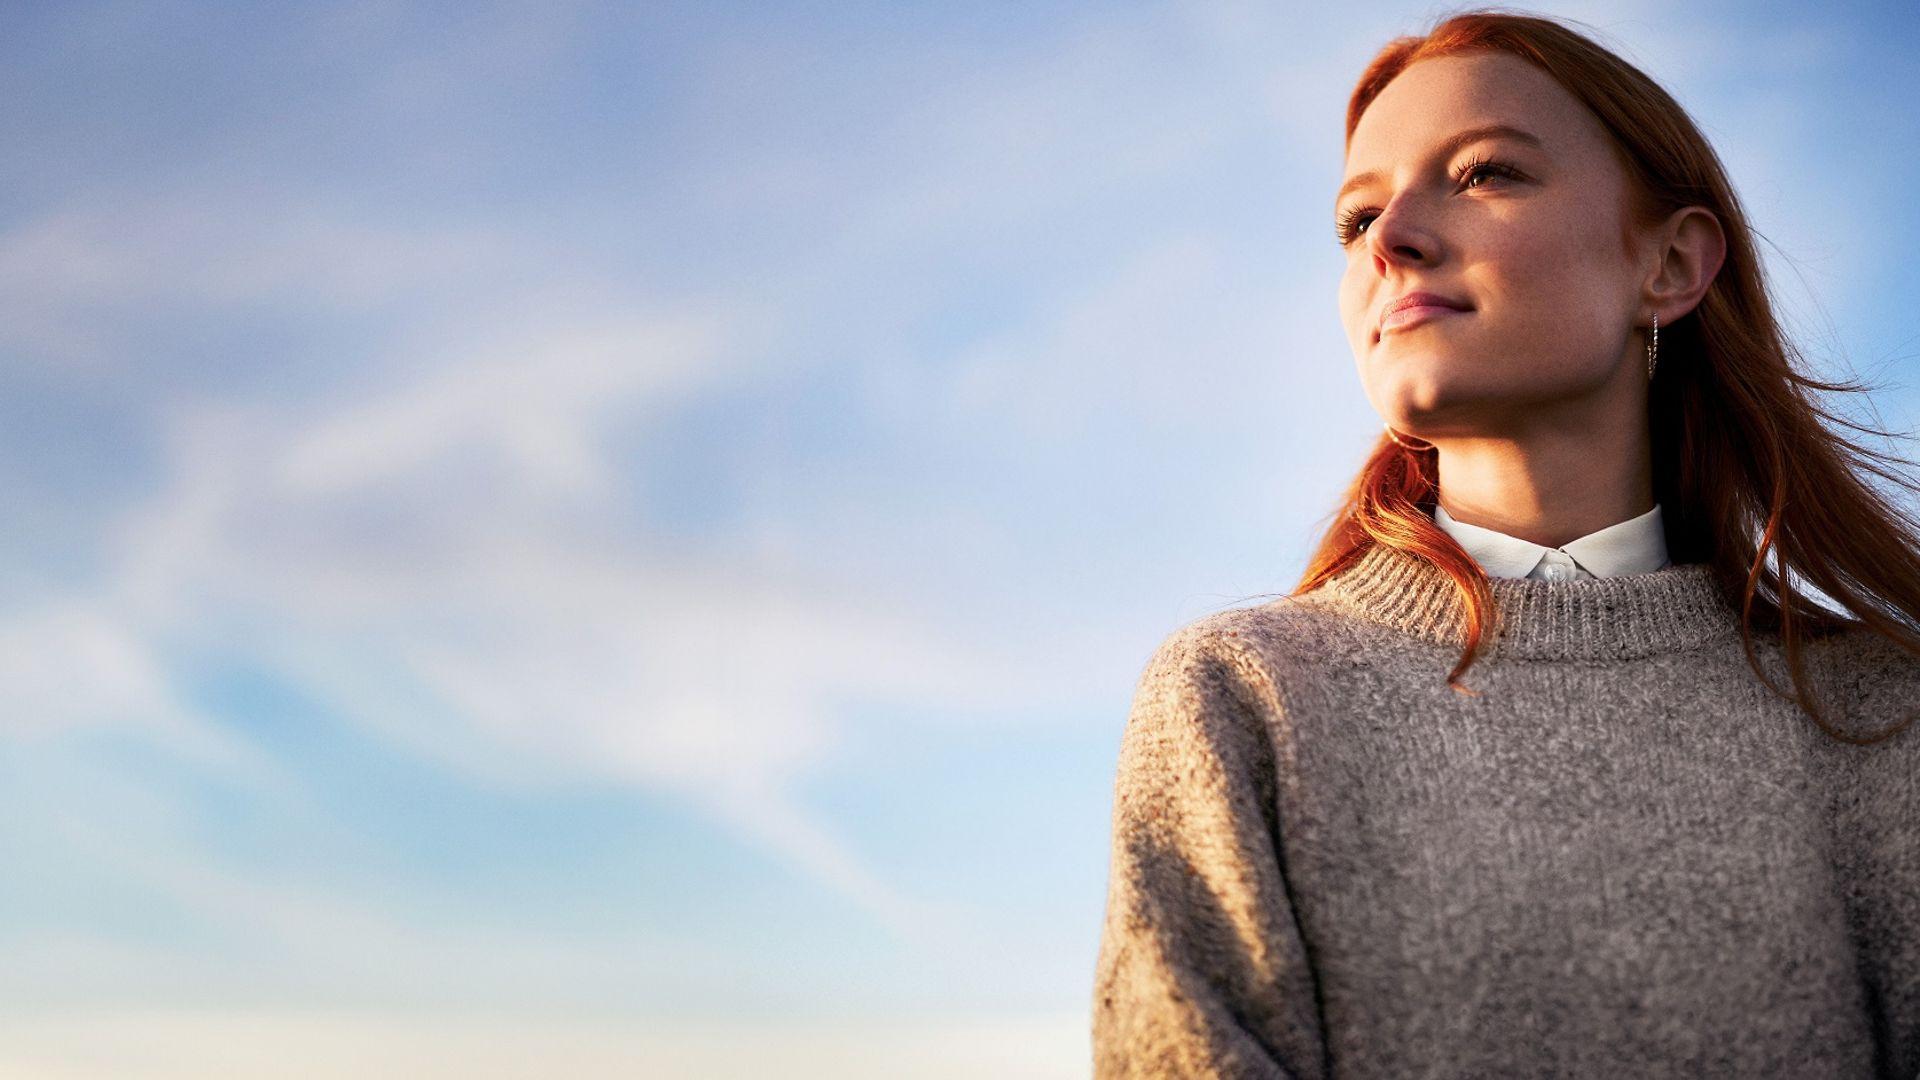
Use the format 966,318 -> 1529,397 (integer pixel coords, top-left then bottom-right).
1295,7 -> 1920,745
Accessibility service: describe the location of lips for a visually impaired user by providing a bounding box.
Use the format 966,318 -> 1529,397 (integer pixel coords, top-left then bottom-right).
1379,290 -> 1471,331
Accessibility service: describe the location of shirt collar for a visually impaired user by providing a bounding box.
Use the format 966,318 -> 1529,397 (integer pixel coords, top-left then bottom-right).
1430,502 -> 1671,579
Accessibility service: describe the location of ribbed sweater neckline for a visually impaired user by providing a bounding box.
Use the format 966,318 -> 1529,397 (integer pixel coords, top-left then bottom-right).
1298,541 -> 1744,661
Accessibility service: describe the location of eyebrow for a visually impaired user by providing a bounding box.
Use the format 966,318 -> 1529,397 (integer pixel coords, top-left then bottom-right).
1336,123 -> 1547,206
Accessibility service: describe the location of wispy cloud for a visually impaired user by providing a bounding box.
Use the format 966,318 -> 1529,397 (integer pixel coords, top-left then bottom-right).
0,2 -> 1368,947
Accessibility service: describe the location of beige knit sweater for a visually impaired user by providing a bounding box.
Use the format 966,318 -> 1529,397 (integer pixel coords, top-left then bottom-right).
1091,541 -> 1920,1078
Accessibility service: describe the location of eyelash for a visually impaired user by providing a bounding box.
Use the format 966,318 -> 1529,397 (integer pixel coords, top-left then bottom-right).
1334,154 -> 1521,247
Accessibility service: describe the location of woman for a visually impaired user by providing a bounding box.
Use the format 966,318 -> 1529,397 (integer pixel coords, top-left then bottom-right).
1091,10 -> 1920,1079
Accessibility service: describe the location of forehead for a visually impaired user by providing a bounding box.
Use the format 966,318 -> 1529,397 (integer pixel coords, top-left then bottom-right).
1343,51 -> 1608,179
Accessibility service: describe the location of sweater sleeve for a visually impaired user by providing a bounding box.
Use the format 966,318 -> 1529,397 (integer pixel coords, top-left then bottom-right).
1091,620 -> 1329,1079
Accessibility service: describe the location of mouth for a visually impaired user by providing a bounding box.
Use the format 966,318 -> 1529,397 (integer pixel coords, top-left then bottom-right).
1380,304 -> 1470,335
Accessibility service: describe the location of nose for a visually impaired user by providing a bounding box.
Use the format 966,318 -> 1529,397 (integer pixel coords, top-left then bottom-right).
1366,201 -> 1440,270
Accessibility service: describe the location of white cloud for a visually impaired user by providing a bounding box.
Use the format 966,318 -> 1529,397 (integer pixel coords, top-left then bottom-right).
0,598 -> 263,776
275,307 -> 724,499
38,273 -> 1021,938
0,199 -> 512,374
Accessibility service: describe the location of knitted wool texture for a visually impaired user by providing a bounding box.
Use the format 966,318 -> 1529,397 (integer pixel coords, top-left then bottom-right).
1091,542 -> 1920,1079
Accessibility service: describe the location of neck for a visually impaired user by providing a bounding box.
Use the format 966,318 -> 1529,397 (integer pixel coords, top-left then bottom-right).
1428,425 -> 1654,550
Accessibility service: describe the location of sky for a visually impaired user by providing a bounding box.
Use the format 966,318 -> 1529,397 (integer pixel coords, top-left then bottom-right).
2,1 -> 1917,1076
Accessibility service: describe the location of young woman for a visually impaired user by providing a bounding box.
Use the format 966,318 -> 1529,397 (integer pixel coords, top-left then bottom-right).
1092,10 -> 1920,1079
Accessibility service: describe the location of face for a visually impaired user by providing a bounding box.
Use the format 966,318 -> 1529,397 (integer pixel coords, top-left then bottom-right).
1336,51 -> 1651,437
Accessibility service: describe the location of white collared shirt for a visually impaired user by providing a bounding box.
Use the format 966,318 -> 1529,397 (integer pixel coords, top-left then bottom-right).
1430,501 -> 1671,582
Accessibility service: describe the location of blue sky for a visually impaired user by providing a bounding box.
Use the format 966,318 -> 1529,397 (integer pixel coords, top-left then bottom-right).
2,1 -> 1916,1075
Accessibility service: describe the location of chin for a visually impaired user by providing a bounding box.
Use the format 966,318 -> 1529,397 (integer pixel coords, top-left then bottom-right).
1375,374 -> 1458,417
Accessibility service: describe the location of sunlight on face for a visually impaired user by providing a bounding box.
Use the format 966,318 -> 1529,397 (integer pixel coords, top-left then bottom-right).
1336,51 -> 1646,435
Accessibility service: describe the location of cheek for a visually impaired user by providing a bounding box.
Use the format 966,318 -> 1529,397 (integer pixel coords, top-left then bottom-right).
1482,213 -> 1620,298
1338,268 -> 1367,335
1471,241 -> 1631,375
1477,234 -> 1605,328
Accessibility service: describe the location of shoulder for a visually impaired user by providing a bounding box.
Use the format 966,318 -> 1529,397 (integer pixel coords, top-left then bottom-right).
1801,621 -> 1920,741
1758,614 -> 1920,737
1804,620 -> 1920,680
1150,591 -> 1361,665
1118,607 -> 1298,799
1133,597 -> 1334,706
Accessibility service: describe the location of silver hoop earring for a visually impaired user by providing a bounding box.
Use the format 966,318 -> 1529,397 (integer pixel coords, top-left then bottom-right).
1646,311 -> 1660,380
1383,422 -> 1435,451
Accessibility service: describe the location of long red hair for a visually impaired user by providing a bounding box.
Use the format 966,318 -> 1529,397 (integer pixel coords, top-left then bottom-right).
1295,8 -> 1920,745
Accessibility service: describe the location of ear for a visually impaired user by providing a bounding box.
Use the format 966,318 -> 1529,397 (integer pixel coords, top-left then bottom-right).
1644,205 -> 1727,323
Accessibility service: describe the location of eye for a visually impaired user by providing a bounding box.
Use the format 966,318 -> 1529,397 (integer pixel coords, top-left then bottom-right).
1333,204 -> 1377,248
1457,154 -> 1520,190
1334,154 -> 1522,247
